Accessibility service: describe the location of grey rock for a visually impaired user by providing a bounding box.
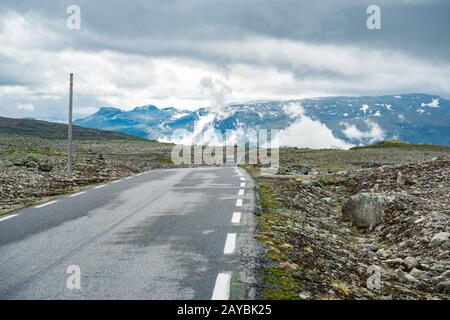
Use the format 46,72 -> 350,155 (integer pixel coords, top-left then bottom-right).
321,197 -> 333,204
357,243 -> 378,252
25,156 -> 39,164
38,162 -> 53,172
409,268 -> 429,281
385,258 -> 404,268
395,269 -> 419,283
440,270 -> 450,279
404,256 -> 417,270
396,171 -> 406,186
430,232 -> 450,247
12,159 -> 23,166
291,165 -> 312,175
436,281 -> 450,293
25,161 -> 39,169
342,193 -> 392,228
376,249 -> 392,258
404,273 -> 419,283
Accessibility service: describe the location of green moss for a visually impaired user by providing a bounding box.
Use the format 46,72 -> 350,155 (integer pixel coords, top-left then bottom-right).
255,179 -> 305,300
258,182 -> 279,212
263,268 -> 302,300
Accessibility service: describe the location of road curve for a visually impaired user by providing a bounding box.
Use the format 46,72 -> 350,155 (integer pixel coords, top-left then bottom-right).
0,166 -> 258,300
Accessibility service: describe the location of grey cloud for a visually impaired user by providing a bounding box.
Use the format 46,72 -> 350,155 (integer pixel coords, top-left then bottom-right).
1,0 -> 450,120
1,0 -> 449,61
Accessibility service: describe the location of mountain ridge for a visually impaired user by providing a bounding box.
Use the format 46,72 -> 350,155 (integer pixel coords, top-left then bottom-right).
74,93 -> 450,147
0,116 -> 144,141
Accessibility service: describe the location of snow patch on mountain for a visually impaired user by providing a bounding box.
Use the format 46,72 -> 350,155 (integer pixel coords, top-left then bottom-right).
421,98 -> 440,108
360,104 -> 369,114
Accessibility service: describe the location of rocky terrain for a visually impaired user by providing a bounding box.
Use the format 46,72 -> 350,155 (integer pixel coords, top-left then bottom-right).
0,131 -> 175,216
248,143 -> 450,299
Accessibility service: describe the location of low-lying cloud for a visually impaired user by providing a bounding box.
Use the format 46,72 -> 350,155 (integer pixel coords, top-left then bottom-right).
342,120 -> 385,144
278,103 -> 352,149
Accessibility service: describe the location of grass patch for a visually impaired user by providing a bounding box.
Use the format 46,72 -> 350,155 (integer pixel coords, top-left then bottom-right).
351,139 -> 450,151
255,179 -> 304,300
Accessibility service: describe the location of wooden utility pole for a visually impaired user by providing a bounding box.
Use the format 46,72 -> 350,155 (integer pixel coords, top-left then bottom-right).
68,73 -> 73,179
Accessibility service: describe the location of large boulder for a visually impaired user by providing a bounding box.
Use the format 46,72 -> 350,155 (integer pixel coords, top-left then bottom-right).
342,193 -> 391,228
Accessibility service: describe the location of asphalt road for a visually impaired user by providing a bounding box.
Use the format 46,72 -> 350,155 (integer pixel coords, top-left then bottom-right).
0,166 -> 258,299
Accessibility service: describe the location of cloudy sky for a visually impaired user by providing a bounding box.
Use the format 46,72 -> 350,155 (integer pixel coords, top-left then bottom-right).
0,0 -> 449,121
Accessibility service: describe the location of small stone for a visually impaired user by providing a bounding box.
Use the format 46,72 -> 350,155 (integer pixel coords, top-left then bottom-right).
430,232 -> 450,247
358,243 -> 378,252
404,256 -> 417,270
321,197 -> 333,204
376,249 -> 391,258
436,281 -> 450,293
385,258 -> 404,268
404,273 -> 419,283
396,171 -> 406,186
409,268 -> 429,281
38,162 -> 53,172
440,270 -> 450,279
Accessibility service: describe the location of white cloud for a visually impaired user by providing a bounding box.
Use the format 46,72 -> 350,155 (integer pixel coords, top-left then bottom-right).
16,103 -> 34,111
342,120 -> 385,143
278,103 -> 352,149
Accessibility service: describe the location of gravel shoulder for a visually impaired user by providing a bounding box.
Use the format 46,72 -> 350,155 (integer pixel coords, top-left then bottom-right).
247,146 -> 450,299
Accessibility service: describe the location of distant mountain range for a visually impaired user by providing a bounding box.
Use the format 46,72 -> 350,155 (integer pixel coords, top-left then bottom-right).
74,94 -> 450,147
0,116 -> 142,141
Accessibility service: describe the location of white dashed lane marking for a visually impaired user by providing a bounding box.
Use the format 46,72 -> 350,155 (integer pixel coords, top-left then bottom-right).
69,191 -> 86,198
240,182 -> 246,187
223,233 -> 237,255
235,199 -> 243,207
211,272 -> 231,300
231,212 -> 241,224
35,200 -> 58,209
238,189 -> 244,196
0,214 -> 18,223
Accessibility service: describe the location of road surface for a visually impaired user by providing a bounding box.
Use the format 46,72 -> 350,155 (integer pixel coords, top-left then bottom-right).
0,166 -> 258,299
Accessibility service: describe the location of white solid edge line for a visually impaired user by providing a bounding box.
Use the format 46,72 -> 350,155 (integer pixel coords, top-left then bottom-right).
240,182 -> 246,187
0,214 -> 18,223
69,191 -> 86,198
231,212 -> 241,224
236,199 -> 243,207
94,184 -> 106,189
238,189 -> 245,196
224,233 -> 237,255
35,200 -> 58,209
240,177 -> 245,181
111,180 -> 121,184
211,272 -> 231,300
